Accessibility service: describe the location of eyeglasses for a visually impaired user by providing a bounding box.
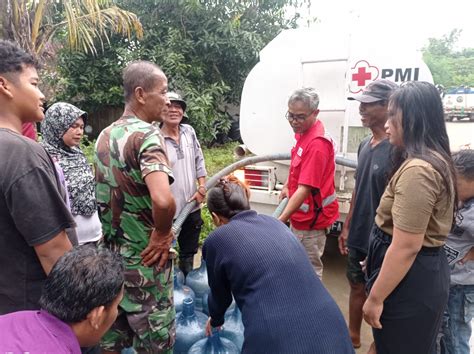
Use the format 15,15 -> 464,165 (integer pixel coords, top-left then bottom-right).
285,111 -> 314,122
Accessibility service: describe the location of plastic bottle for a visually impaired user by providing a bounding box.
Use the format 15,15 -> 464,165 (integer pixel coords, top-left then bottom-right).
174,298 -> 207,354
187,328 -> 240,354
174,272 -> 196,313
186,258 -> 210,313
201,292 -> 209,316
175,267 -> 185,286
221,306 -> 244,351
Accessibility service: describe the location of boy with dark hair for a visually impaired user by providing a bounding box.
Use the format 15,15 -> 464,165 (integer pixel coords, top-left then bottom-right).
0,40 -> 76,315
441,149 -> 474,354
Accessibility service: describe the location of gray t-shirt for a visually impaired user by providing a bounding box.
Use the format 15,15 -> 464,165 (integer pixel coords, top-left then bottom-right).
347,136 -> 392,253
162,124 -> 207,218
444,198 -> 474,285
0,129 -> 76,314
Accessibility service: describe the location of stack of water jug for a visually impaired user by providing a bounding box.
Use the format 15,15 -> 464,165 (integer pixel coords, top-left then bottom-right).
174,258 -> 244,354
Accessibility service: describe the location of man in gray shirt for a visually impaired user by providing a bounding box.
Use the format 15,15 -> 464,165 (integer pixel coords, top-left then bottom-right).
160,92 -> 207,275
339,79 -> 397,349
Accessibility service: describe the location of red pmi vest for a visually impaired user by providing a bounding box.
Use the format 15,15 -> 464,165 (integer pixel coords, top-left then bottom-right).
288,120 -> 339,230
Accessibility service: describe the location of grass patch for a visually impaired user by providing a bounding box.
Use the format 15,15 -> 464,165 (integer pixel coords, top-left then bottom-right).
202,141 -> 240,176
199,141 -> 240,244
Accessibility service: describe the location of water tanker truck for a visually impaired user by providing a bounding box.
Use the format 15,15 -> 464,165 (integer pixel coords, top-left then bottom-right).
234,26 -> 434,231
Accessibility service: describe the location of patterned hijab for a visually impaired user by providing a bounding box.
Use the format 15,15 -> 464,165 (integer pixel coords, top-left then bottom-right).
41,102 -> 97,216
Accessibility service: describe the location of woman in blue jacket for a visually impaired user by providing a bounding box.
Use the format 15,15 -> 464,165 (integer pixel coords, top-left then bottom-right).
203,176 -> 354,354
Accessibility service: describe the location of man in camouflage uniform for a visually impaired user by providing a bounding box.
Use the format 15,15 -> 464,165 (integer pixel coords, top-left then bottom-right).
95,61 -> 176,353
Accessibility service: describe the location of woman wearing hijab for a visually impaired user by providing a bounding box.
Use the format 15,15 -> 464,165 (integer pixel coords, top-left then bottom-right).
41,102 -> 102,245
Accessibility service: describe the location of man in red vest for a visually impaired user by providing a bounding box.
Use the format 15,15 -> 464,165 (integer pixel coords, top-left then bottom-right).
279,88 -> 339,279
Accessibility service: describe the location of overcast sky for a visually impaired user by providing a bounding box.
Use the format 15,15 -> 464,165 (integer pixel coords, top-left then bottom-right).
306,0 -> 473,50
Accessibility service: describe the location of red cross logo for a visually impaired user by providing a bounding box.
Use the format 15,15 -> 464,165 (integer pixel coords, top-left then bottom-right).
352,67 -> 372,86
349,60 -> 380,94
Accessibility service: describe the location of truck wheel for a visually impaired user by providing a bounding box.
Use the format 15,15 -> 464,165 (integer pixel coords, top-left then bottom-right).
470,114 -> 474,122
445,115 -> 454,122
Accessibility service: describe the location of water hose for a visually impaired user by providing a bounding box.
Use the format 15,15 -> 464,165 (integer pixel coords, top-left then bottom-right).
272,197 -> 288,218
172,153 -> 357,235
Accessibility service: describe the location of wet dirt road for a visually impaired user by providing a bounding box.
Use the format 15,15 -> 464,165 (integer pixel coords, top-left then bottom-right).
446,121 -> 474,151
322,236 -> 373,352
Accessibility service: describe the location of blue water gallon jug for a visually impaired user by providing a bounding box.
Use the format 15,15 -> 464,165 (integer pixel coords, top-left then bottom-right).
174,272 -> 196,313
221,306 -> 244,351
188,328 -> 240,354
175,267 -> 185,286
186,258 -> 210,312
174,298 -> 207,354
201,292 -> 209,315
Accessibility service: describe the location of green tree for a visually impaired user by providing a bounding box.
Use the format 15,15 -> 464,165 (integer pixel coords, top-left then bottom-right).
422,29 -> 474,88
53,0 -> 312,145
0,0 -> 143,59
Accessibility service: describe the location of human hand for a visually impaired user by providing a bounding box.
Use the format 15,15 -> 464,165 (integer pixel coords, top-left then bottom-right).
363,296 -> 383,329
459,247 -> 474,265
277,215 -> 288,224
140,229 -> 174,268
205,317 -> 222,336
189,191 -> 205,204
279,185 -> 289,201
338,229 -> 349,255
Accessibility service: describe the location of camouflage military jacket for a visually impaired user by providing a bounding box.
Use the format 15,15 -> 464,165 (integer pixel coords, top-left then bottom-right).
95,116 -> 174,264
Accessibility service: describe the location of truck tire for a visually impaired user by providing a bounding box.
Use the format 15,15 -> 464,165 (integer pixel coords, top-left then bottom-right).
470,114 -> 474,122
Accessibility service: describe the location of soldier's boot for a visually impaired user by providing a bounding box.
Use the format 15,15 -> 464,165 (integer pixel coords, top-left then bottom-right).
179,256 -> 194,277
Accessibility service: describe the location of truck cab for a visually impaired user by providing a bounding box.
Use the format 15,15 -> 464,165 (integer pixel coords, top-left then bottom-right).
444,86 -> 474,121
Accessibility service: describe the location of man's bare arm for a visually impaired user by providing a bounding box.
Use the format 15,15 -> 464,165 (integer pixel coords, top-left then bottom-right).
34,231 -> 73,275
141,171 -> 176,268
338,190 -> 356,255
278,184 -> 312,223
190,176 -> 207,204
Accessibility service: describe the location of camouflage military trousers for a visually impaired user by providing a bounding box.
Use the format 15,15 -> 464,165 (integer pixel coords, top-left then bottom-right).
101,258 -> 176,353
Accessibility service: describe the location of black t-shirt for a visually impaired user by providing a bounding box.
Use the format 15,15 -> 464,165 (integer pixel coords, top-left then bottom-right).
0,129 -> 76,314
347,136 -> 392,253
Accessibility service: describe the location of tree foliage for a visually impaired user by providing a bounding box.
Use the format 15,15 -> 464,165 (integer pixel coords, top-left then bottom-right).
422,29 -> 474,88
0,0 -> 143,59
53,0 -> 311,145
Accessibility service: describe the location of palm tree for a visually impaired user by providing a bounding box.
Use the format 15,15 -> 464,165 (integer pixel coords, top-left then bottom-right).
1,0 -> 143,59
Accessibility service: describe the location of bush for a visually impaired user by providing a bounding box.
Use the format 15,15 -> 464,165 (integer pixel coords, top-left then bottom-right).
50,1 -> 310,146
80,136 -> 95,164
199,141 -> 240,244
199,207 -> 215,246
202,141 -> 240,176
